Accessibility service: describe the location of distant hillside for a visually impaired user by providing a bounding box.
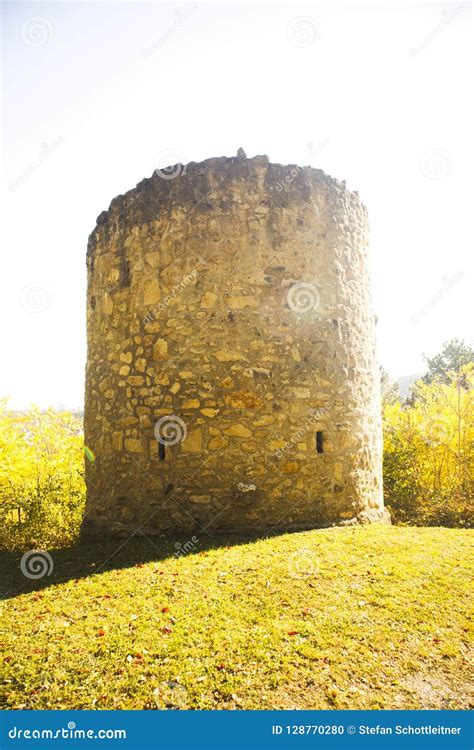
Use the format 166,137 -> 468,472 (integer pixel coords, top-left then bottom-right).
396,373 -> 424,399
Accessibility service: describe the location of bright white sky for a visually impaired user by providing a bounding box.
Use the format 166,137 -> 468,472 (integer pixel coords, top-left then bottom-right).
1,1 -> 472,409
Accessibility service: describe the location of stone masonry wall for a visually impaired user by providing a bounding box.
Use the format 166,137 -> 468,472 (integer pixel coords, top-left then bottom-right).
82,151 -> 389,537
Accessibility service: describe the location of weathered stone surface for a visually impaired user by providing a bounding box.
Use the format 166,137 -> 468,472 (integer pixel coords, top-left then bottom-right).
214,350 -> 247,363
223,424 -> 252,438
200,292 -> 217,309
227,296 -> 258,309
124,438 -> 142,453
143,279 -> 161,306
220,377 -> 234,388
112,432 -> 123,451
208,436 -> 229,451
201,408 -> 219,418
153,338 -> 168,360
224,391 -> 263,409
190,494 -> 211,504
181,428 -> 202,453
182,399 -> 200,409
83,152 -> 387,537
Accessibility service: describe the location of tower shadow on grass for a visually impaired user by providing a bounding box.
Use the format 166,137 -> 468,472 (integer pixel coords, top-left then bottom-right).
0,527 -> 307,601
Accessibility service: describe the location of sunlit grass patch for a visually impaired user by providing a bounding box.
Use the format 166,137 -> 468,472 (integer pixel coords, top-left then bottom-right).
0,526 -> 472,709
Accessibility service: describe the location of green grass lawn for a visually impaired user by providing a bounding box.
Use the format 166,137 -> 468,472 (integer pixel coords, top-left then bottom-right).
0,526 -> 472,710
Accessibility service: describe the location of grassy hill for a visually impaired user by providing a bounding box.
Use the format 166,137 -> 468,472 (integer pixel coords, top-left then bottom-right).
0,526 -> 472,710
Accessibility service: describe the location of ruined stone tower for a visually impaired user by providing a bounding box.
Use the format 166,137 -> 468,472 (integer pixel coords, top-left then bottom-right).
82,150 -> 389,537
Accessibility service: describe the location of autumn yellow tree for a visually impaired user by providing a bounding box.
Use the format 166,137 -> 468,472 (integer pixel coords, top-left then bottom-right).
0,401 -> 85,550
383,365 -> 473,526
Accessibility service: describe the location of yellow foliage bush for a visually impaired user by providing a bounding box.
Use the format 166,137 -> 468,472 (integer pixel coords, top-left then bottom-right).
0,400 -> 85,550
383,365 -> 473,526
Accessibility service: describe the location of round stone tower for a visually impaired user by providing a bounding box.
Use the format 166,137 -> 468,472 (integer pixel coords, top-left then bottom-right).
82,150 -> 389,537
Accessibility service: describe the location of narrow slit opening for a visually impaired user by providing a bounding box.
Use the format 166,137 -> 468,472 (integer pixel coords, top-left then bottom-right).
158,442 -> 166,461
316,431 -> 324,454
